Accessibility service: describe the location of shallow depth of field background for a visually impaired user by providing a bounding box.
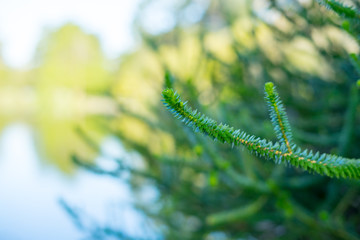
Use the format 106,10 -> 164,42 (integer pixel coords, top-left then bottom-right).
0,0 -> 359,240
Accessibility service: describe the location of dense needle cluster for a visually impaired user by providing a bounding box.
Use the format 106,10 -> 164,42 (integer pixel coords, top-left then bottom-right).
162,82 -> 360,179
317,0 -> 360,20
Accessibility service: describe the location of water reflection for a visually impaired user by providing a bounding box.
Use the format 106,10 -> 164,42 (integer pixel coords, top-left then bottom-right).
0,24 -> 117,174
0,21 -> 161,239
0,124 -> 149,240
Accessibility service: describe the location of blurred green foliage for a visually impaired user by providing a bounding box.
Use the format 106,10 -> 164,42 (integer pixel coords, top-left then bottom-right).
0,0 -> 359,239
101,0 -> 360,239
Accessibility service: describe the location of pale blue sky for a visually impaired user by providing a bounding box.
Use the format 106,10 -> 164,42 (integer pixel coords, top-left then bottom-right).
0,0 -> 141,68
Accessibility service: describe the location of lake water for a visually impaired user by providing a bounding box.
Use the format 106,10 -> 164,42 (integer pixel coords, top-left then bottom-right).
0,123 -> 152,240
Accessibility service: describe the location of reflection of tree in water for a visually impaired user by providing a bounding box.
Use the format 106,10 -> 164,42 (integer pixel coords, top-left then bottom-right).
0,24 -> 116,173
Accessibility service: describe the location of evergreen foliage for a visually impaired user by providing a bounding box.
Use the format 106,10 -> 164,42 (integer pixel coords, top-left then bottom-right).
317,0 -> 360,20
69,0 -> 360,239
264,82 -> 294,153
163,82 -> 360,179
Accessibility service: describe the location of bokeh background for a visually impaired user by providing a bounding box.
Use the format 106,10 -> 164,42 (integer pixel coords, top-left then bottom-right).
0,0 -> 359,239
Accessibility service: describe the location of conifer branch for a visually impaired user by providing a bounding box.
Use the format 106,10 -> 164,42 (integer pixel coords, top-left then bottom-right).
317,0 -> 360,20
206,197 -> 267,226
264,82 -> 294,154
338,84 -> 359,156
162,83 -> 360,179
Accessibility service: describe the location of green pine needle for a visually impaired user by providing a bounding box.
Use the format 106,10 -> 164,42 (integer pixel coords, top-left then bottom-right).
318,0 -> 360,20
162,83 -> 360,179
264,82 -> 294,154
